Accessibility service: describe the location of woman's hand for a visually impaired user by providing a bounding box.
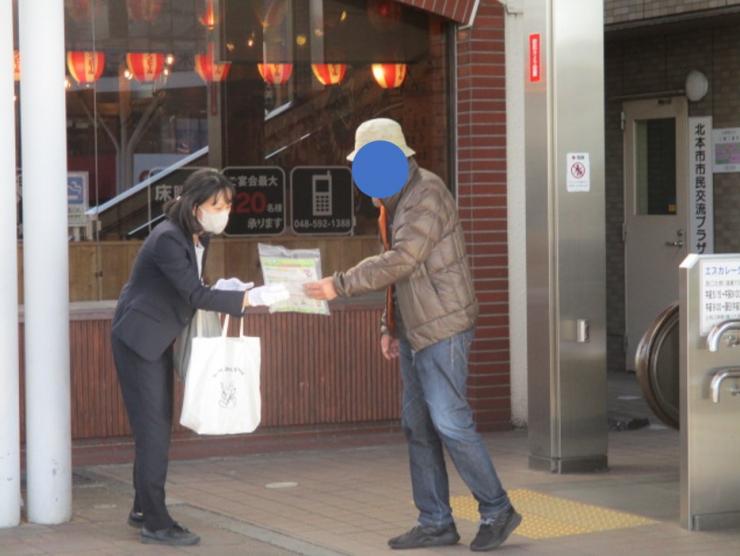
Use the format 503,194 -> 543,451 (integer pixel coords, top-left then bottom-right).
213,277 -> 254,291
303,278 -> 338,301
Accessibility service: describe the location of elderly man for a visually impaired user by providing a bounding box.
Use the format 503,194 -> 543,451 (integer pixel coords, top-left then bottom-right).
304,118 -> 521,552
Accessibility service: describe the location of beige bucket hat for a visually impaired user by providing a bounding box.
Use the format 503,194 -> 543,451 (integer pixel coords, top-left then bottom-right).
346,118 -> 416,162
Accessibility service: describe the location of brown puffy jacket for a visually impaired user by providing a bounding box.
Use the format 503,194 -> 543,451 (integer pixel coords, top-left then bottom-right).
333,159 -> 478,351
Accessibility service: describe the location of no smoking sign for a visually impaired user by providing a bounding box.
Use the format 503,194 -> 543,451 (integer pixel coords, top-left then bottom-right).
566,152 -> 590,192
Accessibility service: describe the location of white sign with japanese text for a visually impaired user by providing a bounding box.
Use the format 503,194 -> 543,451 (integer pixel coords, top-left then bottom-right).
566,153 -> 590,192
689,117 -> 714,254
713,127 -> 740,173
700,258 -> 740,335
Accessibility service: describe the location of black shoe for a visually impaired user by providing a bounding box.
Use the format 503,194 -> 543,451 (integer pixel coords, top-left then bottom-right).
127,511 -> 144,529
470,507 -> 522,552
388,523 -> 460,550
141,523 -> 201,546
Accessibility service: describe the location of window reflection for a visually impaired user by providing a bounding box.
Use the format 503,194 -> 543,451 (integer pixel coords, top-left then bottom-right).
16,0 -> 452,244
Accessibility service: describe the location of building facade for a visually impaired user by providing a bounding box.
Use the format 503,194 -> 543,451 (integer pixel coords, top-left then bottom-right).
605,0 -> 740,376
9,0 -> 511,462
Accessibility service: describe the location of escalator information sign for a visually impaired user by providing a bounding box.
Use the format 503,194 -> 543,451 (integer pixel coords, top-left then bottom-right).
223,167 -> 285,236
700,258 -> 740,335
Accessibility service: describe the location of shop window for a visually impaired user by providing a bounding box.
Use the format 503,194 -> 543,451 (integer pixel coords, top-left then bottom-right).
32,0 -> 452,241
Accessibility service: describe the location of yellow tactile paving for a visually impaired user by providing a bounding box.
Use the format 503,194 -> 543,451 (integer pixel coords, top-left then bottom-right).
451,489 -> 656,540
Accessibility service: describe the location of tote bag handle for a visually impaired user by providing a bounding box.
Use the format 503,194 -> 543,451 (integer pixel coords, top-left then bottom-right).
221,315 -> 245,338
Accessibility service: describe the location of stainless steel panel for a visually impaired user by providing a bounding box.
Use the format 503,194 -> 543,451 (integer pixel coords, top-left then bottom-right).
680,254 -> 740,530
524,0 -> 555,471
525,0 -> 607,472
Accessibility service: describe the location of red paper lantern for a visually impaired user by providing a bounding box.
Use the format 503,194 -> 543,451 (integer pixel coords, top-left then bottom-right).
13,50 -> 20,81
194,44 -> 231,82
371,63 -> 407,89
311,64 -> 347,86
126,0 -> 164,22
126,52 -> 166,82
257,63 -> 293,85
66,51 -> 105,84
367,0 -> 402,31
199,0 -> 218,30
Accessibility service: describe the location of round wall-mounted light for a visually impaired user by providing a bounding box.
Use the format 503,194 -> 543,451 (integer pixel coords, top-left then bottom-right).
685,70 -> 709,102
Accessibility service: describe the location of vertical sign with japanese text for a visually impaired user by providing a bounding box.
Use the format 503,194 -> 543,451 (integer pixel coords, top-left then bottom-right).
222,167 -> 285,235
700,258 -> 740,335
529,34 -> 541,83
689,117 -> 714,254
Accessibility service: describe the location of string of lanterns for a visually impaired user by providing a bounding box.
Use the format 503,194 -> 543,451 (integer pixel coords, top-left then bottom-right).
14,50 -> 407,89
13,49 -> 407,89
17,2 -> 409,89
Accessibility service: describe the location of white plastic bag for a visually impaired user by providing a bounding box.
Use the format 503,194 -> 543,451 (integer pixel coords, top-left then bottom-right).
179,315 -> 261,435
258,243 -> 330,316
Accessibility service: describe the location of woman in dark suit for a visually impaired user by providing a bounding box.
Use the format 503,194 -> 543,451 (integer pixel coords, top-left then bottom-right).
111,168 -> 286,546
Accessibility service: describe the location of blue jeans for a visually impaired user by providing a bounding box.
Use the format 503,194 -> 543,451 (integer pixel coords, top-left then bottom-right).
399,328 -> 511,527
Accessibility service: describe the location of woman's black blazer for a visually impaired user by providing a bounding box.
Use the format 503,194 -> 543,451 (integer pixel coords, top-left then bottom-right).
112,219 -> 244,361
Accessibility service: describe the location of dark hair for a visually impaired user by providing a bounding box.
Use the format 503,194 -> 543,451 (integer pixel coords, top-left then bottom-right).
163,168 -> 235,235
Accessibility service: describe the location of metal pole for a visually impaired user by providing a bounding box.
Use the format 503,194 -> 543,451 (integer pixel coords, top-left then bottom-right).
525,0 -> 607,473
19,0 -> 72,523
0,0 -> 21,529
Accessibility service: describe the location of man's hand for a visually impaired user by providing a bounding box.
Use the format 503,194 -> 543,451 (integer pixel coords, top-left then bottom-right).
381,334 -> 400,360
303,277 -> 338,301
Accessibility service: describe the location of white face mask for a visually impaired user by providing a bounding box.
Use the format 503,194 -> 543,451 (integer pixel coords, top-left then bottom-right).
198,208 -> 230,234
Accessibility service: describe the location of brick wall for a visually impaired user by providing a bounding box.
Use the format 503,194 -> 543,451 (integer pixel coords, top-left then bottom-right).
605,0 -> 740,25
605,22 -> 740,372
456,1 -> 510,430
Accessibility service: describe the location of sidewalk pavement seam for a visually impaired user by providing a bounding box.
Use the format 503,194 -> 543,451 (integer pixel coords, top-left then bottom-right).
172,503 -> 350,556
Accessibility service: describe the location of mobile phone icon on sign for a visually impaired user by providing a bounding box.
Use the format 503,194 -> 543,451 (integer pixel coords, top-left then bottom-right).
312,172 -> 332,216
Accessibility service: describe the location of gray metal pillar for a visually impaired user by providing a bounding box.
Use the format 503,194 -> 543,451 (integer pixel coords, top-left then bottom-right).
0,0 -> 21,529
19,0 -> 73,523
524,0 -> 608,473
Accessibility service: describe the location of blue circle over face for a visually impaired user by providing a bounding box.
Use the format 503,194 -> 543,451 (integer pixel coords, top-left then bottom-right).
351,140 -> 409,199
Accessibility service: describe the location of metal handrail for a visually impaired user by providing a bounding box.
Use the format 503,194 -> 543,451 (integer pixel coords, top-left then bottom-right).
85,145 -> 209,217
707,320 -> 740,352
710,368 -> 740,403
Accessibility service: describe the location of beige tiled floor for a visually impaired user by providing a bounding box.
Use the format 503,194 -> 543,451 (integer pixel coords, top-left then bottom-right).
2,425 -> 740,555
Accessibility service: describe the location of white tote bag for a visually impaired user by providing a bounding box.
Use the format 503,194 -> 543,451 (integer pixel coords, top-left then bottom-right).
180,315 -> 261,435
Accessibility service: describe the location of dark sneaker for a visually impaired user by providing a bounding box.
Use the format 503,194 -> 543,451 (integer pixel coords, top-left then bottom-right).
127,510 -> 144,529
388,523 -> 460,550
470,507 -> 522,552
141,523 -> 201,546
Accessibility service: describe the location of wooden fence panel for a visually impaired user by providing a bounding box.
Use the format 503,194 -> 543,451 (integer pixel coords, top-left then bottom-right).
18,303 -> 400,442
